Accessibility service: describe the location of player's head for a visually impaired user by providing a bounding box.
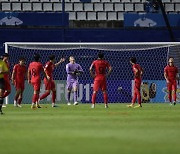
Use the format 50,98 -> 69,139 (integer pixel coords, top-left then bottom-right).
130,57 -> 137,64
34,53 -> 40,62
3,53 -> 9,61
49,55 -> 55,62
69,56 -> 75,63
168,57 -> 174,66
19,57 -> 25,65
98,52 -> 104,59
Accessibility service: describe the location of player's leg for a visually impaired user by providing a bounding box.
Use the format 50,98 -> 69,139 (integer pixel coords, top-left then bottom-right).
0,78 -> 5,114
101,80 -> 108,108
17,89 -> 23,107
3,80 -> 11,98
67,82 -> 72,105
73,80 -> 79,105
39,79 -> 51,101
91,80 -> 100,108
134,80 -> 142,107
172,80 -> 177,105
167,82 -> 172,105
14,89 -> 21,107
51,81 -> 57,107
31,82 -> 41,109
128,80 -> 137,107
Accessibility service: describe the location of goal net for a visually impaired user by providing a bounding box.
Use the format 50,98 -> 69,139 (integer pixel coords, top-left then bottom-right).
4,42 -> 180,104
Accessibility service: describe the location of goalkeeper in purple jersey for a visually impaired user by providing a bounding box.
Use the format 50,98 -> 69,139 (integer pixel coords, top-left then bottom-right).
66,56 -> 83,105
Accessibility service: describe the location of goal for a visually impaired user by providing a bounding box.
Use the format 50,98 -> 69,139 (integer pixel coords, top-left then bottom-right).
4,42 -> 180,104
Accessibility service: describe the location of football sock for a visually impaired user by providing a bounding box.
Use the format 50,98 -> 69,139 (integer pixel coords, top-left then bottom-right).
103,93 -> 108,104
74,91 -> 77,102
17,98 -> 22,105
132,93 -> 137,104
15,94 -> 19,102
92,93 -> 97,104
0,97 -> 4,111
32,94 -> 38,103
40,91 -> 50,100
67,91 -> 71,102
52,91 -> 56,103
168,92 -> 172,102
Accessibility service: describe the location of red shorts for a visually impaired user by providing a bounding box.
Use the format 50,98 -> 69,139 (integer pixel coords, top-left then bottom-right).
15,81 -> 25,90
44,78 -> 55,91
167,80 -> 177,91
4,79 -> 11,91
31,81 -> 41,91
93,79 -> 107,91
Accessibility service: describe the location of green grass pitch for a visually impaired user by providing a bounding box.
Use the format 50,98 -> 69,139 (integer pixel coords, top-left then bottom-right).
0,103 -> 180,154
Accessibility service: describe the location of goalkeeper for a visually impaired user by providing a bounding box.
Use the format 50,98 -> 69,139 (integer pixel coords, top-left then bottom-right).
66,56 -> 83,105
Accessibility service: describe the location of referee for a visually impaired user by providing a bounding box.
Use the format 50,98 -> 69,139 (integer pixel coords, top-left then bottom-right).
0,56 -> 8,114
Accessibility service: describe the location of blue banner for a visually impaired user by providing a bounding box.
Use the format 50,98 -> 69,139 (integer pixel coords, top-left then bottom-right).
124,13 -> 180,27
139,80 -> 180,103
0,12 -> 69,26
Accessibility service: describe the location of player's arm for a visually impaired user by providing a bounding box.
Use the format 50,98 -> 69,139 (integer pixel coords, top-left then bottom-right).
106,65 -> 112,77
89,63 -> 95,78
43,66 -> 50,80
11,65 -> 16,85
164,68 -> 169,83
74,64 -> 84,75
140,67 -> 144,77
55,58 -> 65,67
27,68 -> 31,84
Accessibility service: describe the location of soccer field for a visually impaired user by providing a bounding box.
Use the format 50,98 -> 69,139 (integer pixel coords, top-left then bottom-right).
0,103 -> 180,154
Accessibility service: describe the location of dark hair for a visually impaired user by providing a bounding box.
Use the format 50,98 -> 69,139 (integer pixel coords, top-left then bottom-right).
19,57 -> 25,61
98,52 -> 104,59
130,57 -> 137,64
34,53 -> 40,62
49,55 -> 55,61
3,53 -> 9,57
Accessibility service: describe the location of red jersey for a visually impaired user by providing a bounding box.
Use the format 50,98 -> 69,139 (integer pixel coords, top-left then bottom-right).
44,61 -> 55,80
4,60 -> 10,80
91,59 -> 111,80
28,62 -> 43,83
13,64 -> 26,82
164,65 -> 178,81
132,64 -> 142,80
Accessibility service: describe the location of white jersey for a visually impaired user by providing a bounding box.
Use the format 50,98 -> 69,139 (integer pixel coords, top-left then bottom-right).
134,18 -> 157,27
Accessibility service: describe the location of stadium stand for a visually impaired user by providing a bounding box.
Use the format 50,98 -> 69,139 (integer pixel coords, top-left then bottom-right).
0,0 -> 180,22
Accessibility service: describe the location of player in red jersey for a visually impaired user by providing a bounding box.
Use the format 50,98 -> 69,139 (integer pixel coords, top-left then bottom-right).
38,55 -> 65,107
127,57 -> 143,108
28,53 -> 48,109
1,53 -> 11,108
11,57 -> 26,107
164,57 -> 179,105
90,53 -> 112,108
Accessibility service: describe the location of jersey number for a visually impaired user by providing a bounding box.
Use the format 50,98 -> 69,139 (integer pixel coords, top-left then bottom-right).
99,67 -> 105,74
32,68 -> 37,77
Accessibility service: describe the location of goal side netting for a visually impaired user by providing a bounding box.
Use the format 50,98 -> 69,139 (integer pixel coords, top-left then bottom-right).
4,42 -> 180,104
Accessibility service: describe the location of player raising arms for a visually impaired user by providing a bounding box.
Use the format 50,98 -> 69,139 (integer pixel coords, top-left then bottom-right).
38,55 -> 65,107
90,53 -> 112,108
66,56 -> 83,105
28,53 -> 48,109
127,57 -> 143,108
0,57 -> 8,114
11,57 -> 26,107
164,57 -> 179,105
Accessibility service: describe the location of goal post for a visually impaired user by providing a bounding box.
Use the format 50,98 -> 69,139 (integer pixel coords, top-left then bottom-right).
4,42 -> 180,104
